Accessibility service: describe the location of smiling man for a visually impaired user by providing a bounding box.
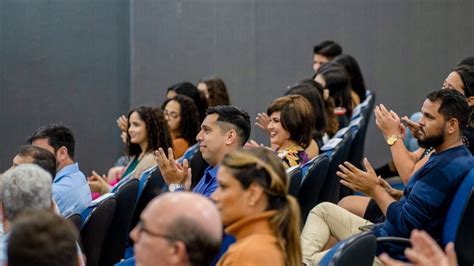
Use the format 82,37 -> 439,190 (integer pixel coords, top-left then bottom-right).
155,105 -> 250,197
300,89 -> 474,265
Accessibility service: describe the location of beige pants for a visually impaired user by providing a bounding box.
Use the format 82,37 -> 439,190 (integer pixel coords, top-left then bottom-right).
301,202 -> 382,266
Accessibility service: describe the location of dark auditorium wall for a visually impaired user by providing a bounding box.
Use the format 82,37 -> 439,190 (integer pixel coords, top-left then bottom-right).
0,0 -> 130,174
1,1 -> 473,174
130,0 -> 474,167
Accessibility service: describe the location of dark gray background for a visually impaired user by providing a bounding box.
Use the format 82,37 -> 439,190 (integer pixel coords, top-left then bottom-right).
1,0 -> 473,174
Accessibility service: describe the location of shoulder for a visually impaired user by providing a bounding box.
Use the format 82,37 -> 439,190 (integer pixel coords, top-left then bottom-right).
220,235 -> 284,265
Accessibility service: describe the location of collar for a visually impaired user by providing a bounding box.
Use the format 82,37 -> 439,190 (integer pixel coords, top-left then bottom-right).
225,210 -> 277,240
54,163 -> 79,182
204,165 -> 219,182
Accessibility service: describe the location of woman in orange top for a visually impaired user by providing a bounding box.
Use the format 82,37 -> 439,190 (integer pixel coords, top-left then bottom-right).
211,147 -> 302,266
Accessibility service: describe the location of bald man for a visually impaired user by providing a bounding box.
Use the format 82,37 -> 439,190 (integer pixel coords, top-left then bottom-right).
130,192 -> 222,266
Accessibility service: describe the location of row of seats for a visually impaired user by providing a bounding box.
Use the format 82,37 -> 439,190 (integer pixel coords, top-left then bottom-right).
287,91 -> 375,222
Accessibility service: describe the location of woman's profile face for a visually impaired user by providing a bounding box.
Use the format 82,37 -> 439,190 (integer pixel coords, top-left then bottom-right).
211,166 -> 252,226
197,82 -> 210,99
267,111 -> 291,148
128,111 -> 148,147
164,100 -> 181,133
442,71 -> 465,95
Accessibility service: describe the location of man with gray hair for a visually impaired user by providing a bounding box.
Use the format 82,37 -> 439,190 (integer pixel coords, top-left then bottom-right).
0,164 -> 53,264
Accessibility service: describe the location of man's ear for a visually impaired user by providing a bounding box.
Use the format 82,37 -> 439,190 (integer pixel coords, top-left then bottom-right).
56,146 -> 69,162
225,129 -> 238,145
446,118 -> 459,135
169,241 -> 188,264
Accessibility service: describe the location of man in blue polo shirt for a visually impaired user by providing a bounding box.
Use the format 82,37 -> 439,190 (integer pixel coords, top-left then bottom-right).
28,124 -> 92,216
155,105 -> 251,197
300,89 -> 474,265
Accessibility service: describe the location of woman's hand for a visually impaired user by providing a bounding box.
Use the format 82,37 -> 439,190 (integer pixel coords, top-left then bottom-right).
88,170 -> 111,195
116,115 -> 128,132
255,112 -> 270,134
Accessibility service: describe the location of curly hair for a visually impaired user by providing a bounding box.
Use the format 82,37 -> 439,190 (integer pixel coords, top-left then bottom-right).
126,106 -> 173,157
198,77 -> 231,107
161,95 -> 200,146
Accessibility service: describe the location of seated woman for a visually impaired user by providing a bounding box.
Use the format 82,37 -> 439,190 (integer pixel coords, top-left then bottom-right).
197,77 -> 231,107
89,106 -> 172,195
334,54 -> 367,107
267,95 -> 313,168
166,82 -> 208,123
161,95 -> 200,158
286,83 -> 328,157
211,147 -> 301,266
314,62 -> 353,129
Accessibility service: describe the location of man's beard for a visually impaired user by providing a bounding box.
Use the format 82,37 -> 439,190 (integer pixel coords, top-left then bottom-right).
417,130 -> 445,149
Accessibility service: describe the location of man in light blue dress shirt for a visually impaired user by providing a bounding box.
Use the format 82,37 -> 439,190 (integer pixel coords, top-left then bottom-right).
28,123 -> 92,216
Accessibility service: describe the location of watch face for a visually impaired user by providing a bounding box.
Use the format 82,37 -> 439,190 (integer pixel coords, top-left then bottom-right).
387,136 -> 398,145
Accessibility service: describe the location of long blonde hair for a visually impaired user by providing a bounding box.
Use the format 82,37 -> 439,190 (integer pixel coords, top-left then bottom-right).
221,148 -> 302,266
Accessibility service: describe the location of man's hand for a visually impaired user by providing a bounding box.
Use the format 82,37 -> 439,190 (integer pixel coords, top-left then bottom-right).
374,104 -> 404,139
378,177 -> 403,200
401,115 -> 423,140
379,230 -> 457,266
155,148 -> 191,186
336,158 -> 380,196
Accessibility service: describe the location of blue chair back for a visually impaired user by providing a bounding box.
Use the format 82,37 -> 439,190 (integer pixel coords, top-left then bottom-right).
319,232 -> 376,266
287,165 -> 303,196
297,154 -> 330,222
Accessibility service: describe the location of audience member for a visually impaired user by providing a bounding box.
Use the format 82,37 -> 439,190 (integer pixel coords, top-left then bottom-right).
315,62 -> 353,128
212,148 -> 301,265
299,79 -> 339,137
286,83 -> 328,149
10,145 -> 56,178
130,192 -> 222,266
161,95 -> 200,158
300,89 -> 474,265
89,106 -> 172,195
334,54 -> 367,105
155,105 -> 251,197
27,124 -> 91,216
7,209 -> 82,266
266,95 -> 313,167
166,82 -> 208,122
197,77 -> 231,107
312,40 -> 343,72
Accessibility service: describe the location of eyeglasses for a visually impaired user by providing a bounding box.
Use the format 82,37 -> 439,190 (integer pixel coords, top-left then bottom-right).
135,221 -> 174,240
164,110 -> 180,119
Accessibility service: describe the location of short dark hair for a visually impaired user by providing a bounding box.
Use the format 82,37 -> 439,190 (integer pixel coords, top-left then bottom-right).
426,89 -> 469,134
452,65 -> 474,97
161,95 -> 200,146
17,145 -> 57,178
313,40 -> 343,58
458,56 -> 474,67
206,106 -> 251,146
8,209 -> 79,266
267,95 -> 314,149
167,216 -> 221,266
27,124 -> 75,159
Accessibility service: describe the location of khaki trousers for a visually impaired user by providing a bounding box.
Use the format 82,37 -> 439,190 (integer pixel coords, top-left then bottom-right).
301,202 -> 382,266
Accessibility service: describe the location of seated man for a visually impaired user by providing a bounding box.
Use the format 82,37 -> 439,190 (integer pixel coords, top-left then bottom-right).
300,89 -> 474,265
7,209 -> 82,266
28,124 -> 91,216
129,192 -> 222,266
10,145 -> 56,178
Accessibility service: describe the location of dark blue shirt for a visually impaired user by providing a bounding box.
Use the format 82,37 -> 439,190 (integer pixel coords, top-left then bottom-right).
192,166 -> 219,198
373,145 -> 474,258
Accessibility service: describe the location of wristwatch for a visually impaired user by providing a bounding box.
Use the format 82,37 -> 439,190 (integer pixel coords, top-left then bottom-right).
386,135 -> 401,146
169,183 -> 185,192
